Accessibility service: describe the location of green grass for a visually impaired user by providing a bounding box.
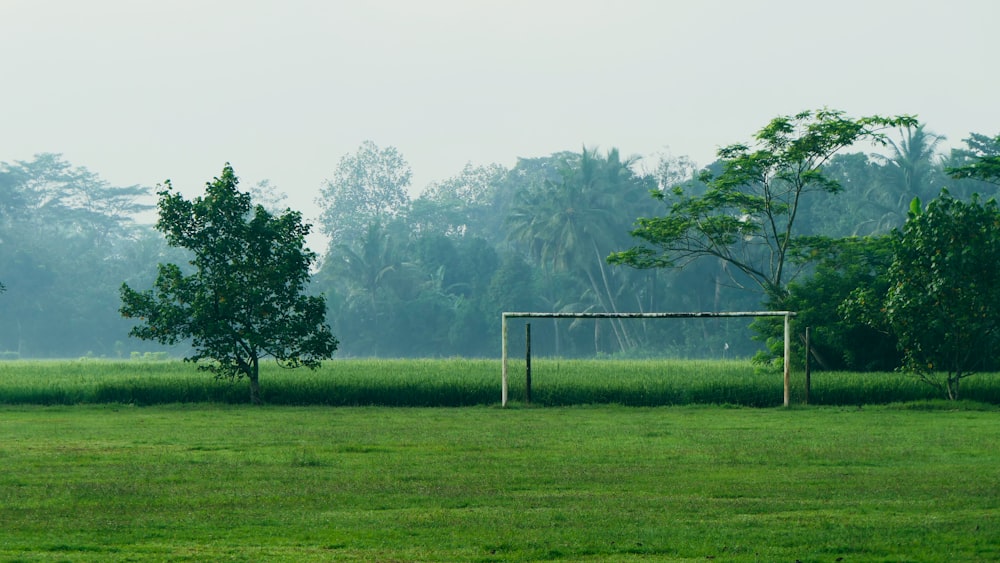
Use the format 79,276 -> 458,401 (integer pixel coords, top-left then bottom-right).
1,358 -> 999,406
0,404 -> 997,561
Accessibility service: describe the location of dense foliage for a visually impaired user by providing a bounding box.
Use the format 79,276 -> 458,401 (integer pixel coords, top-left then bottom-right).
0,154 -> 166,358
2,112 -> 999,370
119,165 -> 338,404
847,193 -> 1000,399
947,132 -> 1000,186
753,236 -> 901,371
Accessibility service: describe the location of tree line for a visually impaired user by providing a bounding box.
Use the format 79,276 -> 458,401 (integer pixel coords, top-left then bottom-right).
2,111 -> 999,398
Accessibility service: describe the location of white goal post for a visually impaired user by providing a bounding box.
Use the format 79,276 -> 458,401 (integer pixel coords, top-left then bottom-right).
501,311 -> 797,407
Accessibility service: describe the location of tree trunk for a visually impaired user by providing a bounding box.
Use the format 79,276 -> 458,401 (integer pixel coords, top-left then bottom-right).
585,268 -> 627,353
947,374 -> 960,401
553,318 -> 560,357
592,243 -> 634,351
248,355 -> 262,405
799,333 -> 834,371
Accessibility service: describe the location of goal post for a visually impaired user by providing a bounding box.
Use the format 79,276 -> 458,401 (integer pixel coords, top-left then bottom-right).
501,311 -> 797,407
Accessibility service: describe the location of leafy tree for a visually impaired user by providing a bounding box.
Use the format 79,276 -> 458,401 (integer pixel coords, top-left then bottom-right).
874,124 -> 947,205
321,221 -> 407,356
120,164 -> 338,404
248,179 -> 289,214
507,147 -> 659,354
797,126 -> 947,237
946,132 -> 1000,186
0,154 -> 154,357
0,153 -> 152,243
409,162 -> 508,241
754,236 -> 900,371
317,140 -> 412,248
651,152 -> 699,192
411,232 -> 498,332
847,192 -> 1000,399
609,109 -> 918,301
798,152 -> 889,236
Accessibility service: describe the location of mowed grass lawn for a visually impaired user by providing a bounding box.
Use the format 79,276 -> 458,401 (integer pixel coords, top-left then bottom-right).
0,404 -> 997,561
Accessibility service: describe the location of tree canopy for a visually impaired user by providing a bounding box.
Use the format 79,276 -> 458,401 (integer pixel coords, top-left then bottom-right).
120,164 -> 338,404
317,140 -> 412,248
506,147 -> 663,354
947,132 -> 1000,185
0,154 -> 156,358
846,192 -> 1000,399
609,109 -> 918,300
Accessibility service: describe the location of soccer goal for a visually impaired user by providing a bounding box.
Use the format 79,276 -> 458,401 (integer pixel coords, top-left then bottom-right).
500,311 -> 796,407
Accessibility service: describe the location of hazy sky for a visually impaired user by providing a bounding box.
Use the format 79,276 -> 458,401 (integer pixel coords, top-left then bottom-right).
2,0 -> 997,223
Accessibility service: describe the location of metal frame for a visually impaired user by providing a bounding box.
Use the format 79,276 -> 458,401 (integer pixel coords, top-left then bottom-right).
501,311 -> 796,407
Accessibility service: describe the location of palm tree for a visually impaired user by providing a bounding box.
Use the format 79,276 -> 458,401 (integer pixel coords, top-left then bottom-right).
875,125 -> 946,210
324,222 -> 404,356
507,147 -> 657,354
832,125 -> 947,236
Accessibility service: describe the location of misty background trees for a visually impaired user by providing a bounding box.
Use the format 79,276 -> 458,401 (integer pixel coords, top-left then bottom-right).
1,121 -> 998,365
0,154 -> 173,358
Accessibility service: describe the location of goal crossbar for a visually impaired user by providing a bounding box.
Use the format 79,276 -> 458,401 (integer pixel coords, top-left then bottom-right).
501,311 -> 796,407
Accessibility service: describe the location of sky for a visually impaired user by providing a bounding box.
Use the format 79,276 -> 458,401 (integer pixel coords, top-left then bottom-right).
2,0 -> 998,229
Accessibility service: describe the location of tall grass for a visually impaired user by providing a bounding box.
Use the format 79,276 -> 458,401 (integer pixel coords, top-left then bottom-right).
805,369 -> 1000,405
0,358 -> 998,406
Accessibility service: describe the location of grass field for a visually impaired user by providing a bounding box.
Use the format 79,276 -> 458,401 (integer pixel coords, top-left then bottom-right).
2,358 -> 999,406
0,403 -> 997,561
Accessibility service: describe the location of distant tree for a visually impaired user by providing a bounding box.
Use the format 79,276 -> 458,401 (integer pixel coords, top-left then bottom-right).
248,179 -> 289,214
1,153 -> 152,243
120,164 -> 338,404
507,147 -> 659,353
322,221 -> 406,356
609,109 -> 918,301
875,124 -> 947,204
410,162 -> 507,239
800,152 -> 891,236
846,192 -> 1000,399
317,140 -> 412,248
651,152 -> 699,192
946,132 -> 1000,186
0,154 -> 154,357
807,126 -> 947,238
